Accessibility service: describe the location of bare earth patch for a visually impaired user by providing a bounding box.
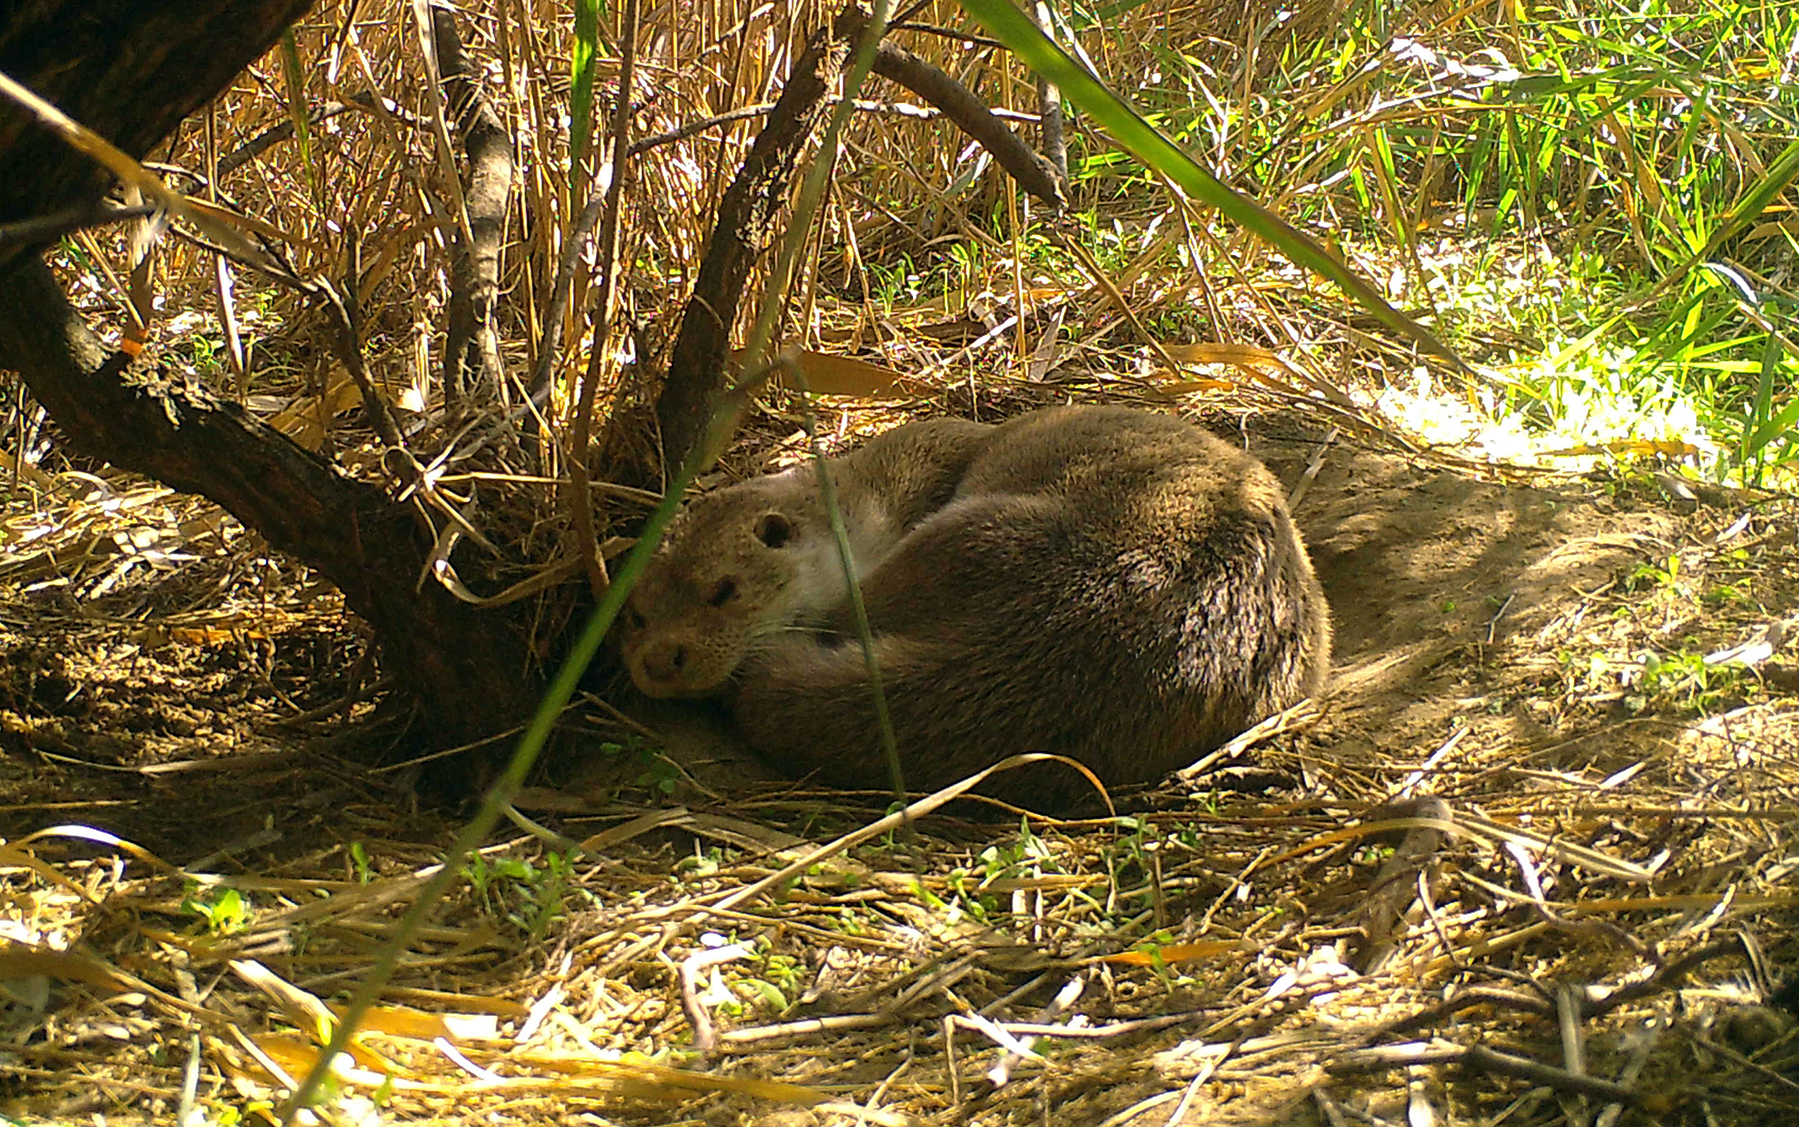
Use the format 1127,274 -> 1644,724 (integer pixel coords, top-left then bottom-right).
4,409 -> 1797,1126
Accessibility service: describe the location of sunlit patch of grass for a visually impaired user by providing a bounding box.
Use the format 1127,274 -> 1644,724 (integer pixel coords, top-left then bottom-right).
1356,347 -> 1718,477
1503,346 -> 1715,457
1354,234 -> 1735,477
1005,0 -> 1799,486
1375,320 -> 1799,490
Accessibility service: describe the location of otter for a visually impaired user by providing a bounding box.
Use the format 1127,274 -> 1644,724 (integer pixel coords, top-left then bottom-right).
617,405 -> 1331,811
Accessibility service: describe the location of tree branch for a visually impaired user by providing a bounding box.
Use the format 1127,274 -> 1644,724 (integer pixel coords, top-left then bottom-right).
0,255 -> 533,743
433,2 -> 513,407
654,4 -> 868,468
0,0 -> 316,270
872,41 -> 1064,208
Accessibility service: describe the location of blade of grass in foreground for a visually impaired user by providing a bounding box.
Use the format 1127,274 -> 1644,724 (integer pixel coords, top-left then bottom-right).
569,0 -> 600,189
959,0 -> 1468,373
281,387 -> 742,1122
286,8 -> 908,1116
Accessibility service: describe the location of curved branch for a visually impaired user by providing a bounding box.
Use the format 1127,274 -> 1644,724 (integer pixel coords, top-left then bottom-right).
872,41 -> 1065,208
0,256 -> 534,742
0,0 -> 540,755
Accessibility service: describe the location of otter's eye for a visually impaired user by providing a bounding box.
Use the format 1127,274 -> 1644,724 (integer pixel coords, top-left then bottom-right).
626,607 -> 646,630
754,512 -> 793,549
708,578 -> 737,607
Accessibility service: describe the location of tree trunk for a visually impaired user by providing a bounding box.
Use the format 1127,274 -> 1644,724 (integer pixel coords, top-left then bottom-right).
0,0 -> 315,265
434,2 -> 513,410
650,3 -> 1064,469
0,256 -> 538,747
0,0 -> 539,753
653,7 -> 865,469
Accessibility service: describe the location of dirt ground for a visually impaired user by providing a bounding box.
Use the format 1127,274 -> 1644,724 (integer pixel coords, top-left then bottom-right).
3,402 -> 1798,1126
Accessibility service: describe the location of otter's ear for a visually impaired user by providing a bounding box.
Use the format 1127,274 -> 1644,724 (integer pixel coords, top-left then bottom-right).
754,512 -> 793,548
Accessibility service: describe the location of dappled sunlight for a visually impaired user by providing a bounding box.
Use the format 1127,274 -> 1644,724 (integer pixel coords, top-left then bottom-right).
4,0 -> 1798,1123
1362,357 -> 1721,478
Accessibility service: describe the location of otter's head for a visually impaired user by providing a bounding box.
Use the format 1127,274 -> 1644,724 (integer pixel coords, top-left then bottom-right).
618,475 -> 830,698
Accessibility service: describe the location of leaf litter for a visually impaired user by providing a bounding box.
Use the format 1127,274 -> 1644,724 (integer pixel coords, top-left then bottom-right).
3,379 -> 1799,1127
5,1 -> 1798,1121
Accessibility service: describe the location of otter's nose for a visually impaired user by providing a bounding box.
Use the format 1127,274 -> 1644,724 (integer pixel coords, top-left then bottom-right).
633,639 -> 689,693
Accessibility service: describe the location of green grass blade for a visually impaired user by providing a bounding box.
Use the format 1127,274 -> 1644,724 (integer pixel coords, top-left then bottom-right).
569,0 -> 601,189
1707,136 -> 1799,257
277,30 -> 319,208
959,0 -> 1467,371
285,382 -> 728,1118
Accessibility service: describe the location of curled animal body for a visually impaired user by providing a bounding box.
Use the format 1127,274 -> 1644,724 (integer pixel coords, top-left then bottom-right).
618,405 -> 1331,810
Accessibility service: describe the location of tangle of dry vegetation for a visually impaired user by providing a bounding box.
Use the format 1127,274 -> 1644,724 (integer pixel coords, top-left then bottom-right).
0,0 -> 1096,763
6,2 -> 1799,1126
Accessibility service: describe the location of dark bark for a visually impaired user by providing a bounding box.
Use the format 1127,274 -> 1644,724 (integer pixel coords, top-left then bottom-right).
0,204 -> 157,255
654,7 -> 1068,469
434,2 -> 513,409
0,258 -> 534,743
1027,1 -> 1069,188
0,0 -> 315,269
0,0 -> 537,749
872,42 -> 1064,208
655,5 -> 868,469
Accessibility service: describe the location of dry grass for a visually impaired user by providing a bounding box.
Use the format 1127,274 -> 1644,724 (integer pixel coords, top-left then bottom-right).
6,0 -> 1799,1124
8,403 -> 1799,1125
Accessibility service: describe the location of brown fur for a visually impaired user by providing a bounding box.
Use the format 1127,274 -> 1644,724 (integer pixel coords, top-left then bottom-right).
617,406 -> 1332,810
